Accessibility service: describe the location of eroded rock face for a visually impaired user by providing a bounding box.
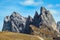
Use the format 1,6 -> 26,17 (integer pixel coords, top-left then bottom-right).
24,16 -> 33,34
33,11 -> 39,27
57,21 -> 60,32
32,7 -> 58,33
2,16 -> 12,31
39,7 -> 59,32
2,12 -> 26,33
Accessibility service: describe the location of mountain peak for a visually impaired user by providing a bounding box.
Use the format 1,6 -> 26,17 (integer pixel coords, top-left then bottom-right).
40,7 -> 46,13
4,16 -> 10,22
10,12 -> 22,18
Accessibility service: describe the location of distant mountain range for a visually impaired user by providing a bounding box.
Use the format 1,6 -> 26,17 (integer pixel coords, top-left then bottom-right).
2,7 -> 60,40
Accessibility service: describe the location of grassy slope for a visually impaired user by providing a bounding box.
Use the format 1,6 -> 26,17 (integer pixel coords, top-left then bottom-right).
0,32 -> 40,40
30,25 -> 56,37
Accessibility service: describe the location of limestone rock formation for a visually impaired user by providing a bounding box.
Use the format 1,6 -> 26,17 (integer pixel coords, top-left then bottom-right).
2,16 -> 12,31
24,16 -> 33,34
39,7 -> 59,32
32,7 -> 59,33
2,7 -> 59,38
2,12 -> 26,33
33,11 -> 39,27
57,21 -> 60,32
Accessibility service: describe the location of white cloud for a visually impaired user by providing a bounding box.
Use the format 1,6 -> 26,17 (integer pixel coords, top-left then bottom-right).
56,4 -> 60,7
46,4 -> 60,8
20,0 -> 34,5
19,0 -> 43,6
46,4 -> 53,8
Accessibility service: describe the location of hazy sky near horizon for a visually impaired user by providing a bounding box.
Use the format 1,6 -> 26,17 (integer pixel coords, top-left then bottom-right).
0,0 -> 60,31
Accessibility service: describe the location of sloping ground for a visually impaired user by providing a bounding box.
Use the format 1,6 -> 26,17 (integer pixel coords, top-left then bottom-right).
30,25 -> 57,38
0,32 -> 40,40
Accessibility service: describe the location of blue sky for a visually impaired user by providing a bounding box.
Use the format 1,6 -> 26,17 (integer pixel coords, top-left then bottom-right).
0,0 -> 60,31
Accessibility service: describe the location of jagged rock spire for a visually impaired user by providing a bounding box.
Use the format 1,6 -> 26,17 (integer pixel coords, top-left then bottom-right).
40,7 -> 46,13
33,11 -> 40,27
39,7 -> 59,33
24,15 -> 33,34
34,11 -> 39,20
10,12 -> 22,18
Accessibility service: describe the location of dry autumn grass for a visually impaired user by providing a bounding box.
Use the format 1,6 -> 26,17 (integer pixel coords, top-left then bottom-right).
30,25 -> 56,38
0,32 -> 40,40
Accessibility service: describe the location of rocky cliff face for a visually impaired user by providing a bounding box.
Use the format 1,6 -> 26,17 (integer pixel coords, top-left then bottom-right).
39,7 -> 59,32
33,11 -> 39,27
24,16 -> 33,34
2,12 -> 26,33
32,7 -> 58,32
2,7 -> 59,37
57,21 -> 60,32
2,16 -> 12,31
